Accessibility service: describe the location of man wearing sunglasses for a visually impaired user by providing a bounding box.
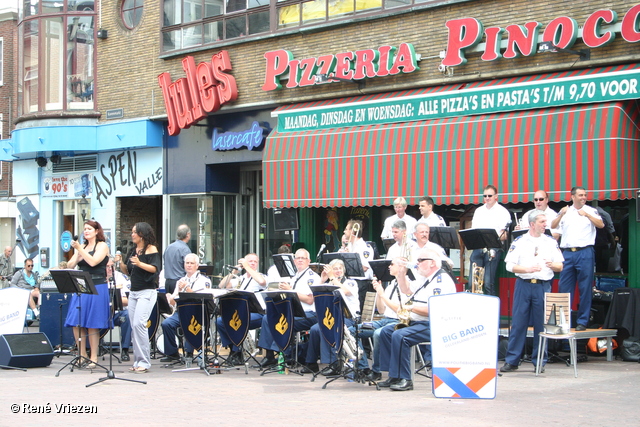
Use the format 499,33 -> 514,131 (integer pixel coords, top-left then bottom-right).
376,248 -> 456,391
10,258 -> 40,318
516,190 -> 560,239
469,185 -> 511,296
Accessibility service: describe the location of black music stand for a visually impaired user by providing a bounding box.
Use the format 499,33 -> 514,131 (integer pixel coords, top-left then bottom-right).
173,292 -> 216,376
217,289 -> 265,369
322,252 -> 364,278
458,228 -> 502,251
260,290 -> 306,376
87,269 -> 146,387
272,254 -> 297,278
429,226 -> 461,250
382,238 -> 395,252
51,269 -> 110,379
368,259 -> 415,282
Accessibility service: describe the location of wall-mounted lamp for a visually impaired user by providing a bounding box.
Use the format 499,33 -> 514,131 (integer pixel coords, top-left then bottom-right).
538,41 -> 590,61
35,157 -> 47,167
97,29 -> 108,39
78,194 -> 89,222
50,154 -> 62,165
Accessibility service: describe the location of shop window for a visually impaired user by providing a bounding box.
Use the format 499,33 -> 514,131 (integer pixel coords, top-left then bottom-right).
162,0 -> 448,51
18,1 -> 95,114
122,0 -> 144,30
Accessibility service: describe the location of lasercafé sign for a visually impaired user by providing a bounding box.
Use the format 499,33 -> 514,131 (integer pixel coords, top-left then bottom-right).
442,4 -> 640,67
158,52 -> 239,136
262,43 -> 420,91
274,67 -> 640,132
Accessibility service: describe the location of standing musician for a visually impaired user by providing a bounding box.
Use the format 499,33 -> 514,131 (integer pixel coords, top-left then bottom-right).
105,256 -> 133,362
417,196 -> 447,227
120,222 -> 162,374
63,220 -> 110,369
256,248 -> 319,368
469,184 -> 511,296
385,220 -> 419,263
413,223 -> 454,268
303,259 -> 359,374
160,253 -> 211,363
340,219 -> 373,313
354,257 -> 409,381
377,248 -> 456,391
500,210 -> 564,373
381,197 -> 417,239
217,253 -> 266,365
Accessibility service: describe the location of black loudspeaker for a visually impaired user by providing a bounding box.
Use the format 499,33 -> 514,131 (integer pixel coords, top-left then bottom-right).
0,333 -> 54,368
39,293 -> 75,348
273,208 -> 299,231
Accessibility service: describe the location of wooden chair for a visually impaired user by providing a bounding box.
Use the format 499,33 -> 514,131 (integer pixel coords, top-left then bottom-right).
536,293 -> 577,377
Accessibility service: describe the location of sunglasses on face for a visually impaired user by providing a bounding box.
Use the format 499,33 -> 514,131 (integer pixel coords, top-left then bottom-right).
483,194 -> 494,198
534,198 -> 546,202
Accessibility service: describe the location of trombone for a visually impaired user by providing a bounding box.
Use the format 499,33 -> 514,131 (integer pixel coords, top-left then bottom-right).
347,222 -> 361,253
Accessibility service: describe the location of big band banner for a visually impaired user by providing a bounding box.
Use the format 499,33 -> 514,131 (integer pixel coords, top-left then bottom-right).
0,288 -> 30,335
429,293 -> 500,399
178,300 -> 210,350
264,296 -> 295,351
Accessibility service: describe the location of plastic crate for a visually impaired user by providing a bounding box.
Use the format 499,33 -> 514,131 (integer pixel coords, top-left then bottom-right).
595,276 -> 626,292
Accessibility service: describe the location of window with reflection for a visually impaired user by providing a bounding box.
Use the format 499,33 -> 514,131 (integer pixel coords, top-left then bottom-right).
122,0 -> 144,29
162,0 -> 442,51
18,0 -> 95,114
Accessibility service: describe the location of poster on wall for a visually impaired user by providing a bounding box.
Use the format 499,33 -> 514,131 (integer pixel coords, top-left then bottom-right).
42,173 -> 93,199
15,196 -> 40,262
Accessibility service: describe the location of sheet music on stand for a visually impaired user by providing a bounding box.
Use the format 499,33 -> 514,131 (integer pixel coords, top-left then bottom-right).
272,254 -> 297,278
458,228 -> 502,251
321,252 -> 364,278
429,226 -> 461,250
219,289 -> 266,315
368,259 -> 415,281
382,238 -> 395,252
49,269 -> 98,295
261,290 -> 306,317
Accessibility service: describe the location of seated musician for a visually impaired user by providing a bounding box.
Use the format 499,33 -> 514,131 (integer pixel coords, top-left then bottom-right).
377,248 -> 456,391
105,256 -> 133,362
217,253 -> 266,365
160,253 -> 211,362
353,257 -> 408,381
303,259 -> 359,375
256,248 -> 319,368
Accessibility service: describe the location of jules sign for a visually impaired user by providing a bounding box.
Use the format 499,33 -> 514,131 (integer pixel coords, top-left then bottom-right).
263,43 -> 420,91
442,4 -> 640,67
158,52 -> 239,136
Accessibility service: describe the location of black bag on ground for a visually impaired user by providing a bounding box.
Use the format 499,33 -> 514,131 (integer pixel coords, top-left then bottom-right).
620,336 -> 640,362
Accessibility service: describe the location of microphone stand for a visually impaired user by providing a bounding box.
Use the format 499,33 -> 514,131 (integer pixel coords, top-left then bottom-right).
86,266 -> 146,387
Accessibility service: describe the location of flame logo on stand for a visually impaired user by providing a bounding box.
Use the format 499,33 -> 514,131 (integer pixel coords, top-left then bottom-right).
229,310 -> 242,331
323,307 -> 335,330
275,314 -> 289,335
188,315 -> 202,335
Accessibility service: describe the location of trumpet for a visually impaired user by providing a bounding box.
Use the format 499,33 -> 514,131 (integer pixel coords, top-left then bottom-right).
470,262 -> 485,294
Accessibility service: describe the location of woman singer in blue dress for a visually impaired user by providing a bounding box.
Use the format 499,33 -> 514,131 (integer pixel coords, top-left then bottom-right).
64,220 -> 110,369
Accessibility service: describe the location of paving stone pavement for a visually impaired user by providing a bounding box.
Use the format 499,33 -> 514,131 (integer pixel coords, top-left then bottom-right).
2,344 -> 639,426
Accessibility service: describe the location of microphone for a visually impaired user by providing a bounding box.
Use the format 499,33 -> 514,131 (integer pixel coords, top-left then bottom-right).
316,244 -> 326,261
73,235 -> 79,241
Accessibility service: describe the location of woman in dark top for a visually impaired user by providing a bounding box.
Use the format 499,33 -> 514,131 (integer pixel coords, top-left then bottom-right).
121,222 -> 161,373
64,220 -> 110,369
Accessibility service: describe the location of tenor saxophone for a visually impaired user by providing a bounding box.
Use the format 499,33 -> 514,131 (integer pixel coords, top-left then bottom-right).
471,262 -> 485,294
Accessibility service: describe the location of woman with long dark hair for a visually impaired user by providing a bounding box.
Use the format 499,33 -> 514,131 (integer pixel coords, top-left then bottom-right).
121,222 -> 161,373
64,220 -> 110,369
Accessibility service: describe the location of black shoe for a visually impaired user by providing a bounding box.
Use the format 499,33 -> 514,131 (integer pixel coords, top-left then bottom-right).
534,365 -> 545,373
365,371 -> 382,381
121,349 -> 130,362
320,365 -> 341,376
390,379 -> 414,391
500,363 -> 518,372
160,353 -> 180,363
228,351 -> 244,366
301,363 -> 319,374
575,324 -> 587,331
377,377 -> 400,388
258,356 -> 277,368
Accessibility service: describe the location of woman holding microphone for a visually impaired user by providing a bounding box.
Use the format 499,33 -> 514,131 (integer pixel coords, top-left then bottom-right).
121,222 -> 161,373
64,220 -> 110,369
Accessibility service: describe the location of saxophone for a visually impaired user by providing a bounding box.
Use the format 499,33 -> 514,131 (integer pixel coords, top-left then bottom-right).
341,326 -> 360,361
395,299 -> 413,330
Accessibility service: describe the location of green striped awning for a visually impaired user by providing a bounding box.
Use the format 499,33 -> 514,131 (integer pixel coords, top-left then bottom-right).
263,102 -> 639,208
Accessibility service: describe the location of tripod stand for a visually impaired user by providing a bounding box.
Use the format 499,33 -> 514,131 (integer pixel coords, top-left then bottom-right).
52,269 -> 109,377
87,270 -> 146,387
